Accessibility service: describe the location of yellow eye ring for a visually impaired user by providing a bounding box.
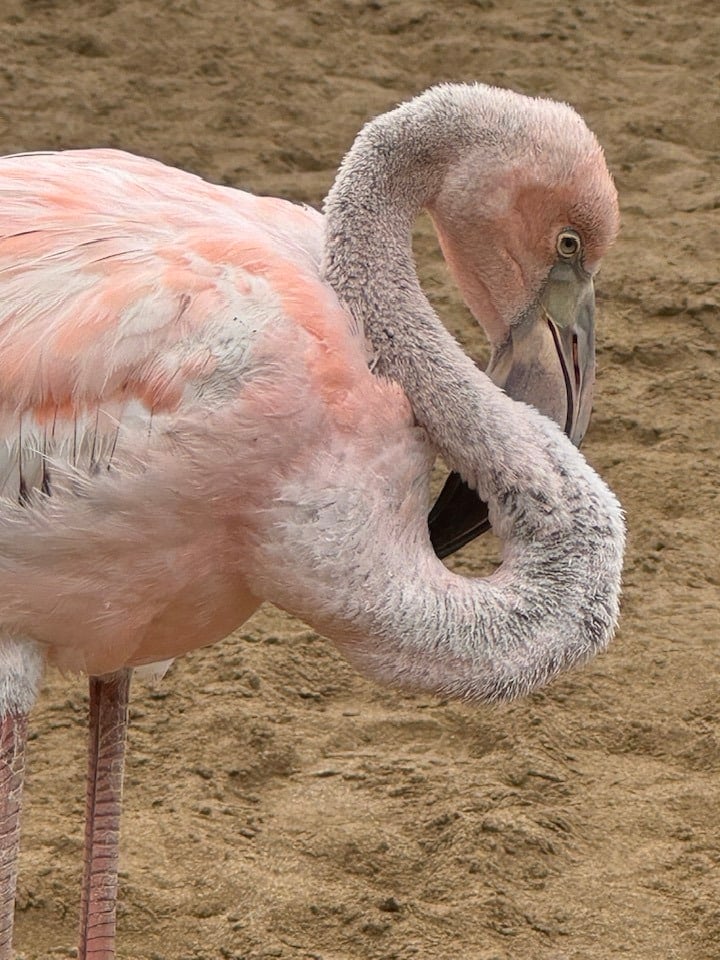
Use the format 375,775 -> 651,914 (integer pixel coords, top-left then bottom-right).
557,229 -> 582,259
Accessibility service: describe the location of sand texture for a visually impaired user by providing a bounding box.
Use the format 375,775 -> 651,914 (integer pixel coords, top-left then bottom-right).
1,0 -> 718,957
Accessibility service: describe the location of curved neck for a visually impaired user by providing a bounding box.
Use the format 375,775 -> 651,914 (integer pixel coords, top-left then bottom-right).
308,87 -> 624,701
252,427 -> 622,702
322,95 -> 529,502
322,94 -> 453,361
311,513 -> 621,703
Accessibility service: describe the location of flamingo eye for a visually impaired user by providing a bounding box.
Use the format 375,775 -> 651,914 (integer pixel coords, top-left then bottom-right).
557,229 -> 582,259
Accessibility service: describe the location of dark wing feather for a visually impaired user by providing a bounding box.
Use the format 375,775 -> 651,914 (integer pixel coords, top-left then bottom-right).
428,471 -> 492,559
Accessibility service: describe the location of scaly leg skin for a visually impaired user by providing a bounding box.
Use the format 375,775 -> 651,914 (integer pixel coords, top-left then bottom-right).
79,669 -> 132,960
0,713 -> 28,960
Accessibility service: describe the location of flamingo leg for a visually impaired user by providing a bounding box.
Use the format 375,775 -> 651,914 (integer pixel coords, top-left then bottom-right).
79,669 -> 132,960
0,712 -> 28,960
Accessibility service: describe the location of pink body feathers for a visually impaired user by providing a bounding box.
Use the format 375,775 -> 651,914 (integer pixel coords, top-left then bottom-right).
0,149 -> 419,675
0,85 -> 625,958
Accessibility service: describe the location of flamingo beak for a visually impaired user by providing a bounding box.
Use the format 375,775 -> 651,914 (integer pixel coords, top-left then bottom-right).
485,262 -> 596,446
428,263 -> 597,560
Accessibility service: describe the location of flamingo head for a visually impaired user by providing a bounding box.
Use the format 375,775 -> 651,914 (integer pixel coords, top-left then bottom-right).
428,91 -> 619,446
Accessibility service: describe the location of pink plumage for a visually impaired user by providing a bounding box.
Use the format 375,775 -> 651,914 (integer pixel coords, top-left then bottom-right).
0,149 -> 418,678
0,85 -> 625,959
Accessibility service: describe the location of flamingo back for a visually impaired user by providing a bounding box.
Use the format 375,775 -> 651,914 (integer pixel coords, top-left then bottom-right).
0,149 -> 411,674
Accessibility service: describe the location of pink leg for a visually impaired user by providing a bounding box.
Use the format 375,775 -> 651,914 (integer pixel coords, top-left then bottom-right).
78,669 -> 131,960
0,713 -> 27,960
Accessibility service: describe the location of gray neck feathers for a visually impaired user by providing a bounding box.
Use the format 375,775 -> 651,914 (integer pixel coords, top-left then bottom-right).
323,87 -> 535,498
312,84 -> 624,701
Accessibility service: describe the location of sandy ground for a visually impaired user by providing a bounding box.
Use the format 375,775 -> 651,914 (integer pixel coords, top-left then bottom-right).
1,0 -> 719,957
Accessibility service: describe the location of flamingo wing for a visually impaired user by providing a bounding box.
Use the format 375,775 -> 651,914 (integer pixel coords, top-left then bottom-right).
0,149 -> 370,673
0,149 -> 327,501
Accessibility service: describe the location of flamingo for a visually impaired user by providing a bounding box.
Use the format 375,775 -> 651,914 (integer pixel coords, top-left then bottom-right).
0,83 -> 623,958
